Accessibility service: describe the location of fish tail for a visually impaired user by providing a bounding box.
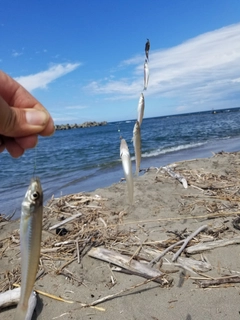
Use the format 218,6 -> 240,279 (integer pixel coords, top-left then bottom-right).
126,173 -> 134,205
14,303 -> 28,320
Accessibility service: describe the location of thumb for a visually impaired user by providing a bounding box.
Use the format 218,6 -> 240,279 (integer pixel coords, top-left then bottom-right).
0,96 -> 49,137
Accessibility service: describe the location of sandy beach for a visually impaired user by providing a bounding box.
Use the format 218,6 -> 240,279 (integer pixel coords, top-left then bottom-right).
1,152 -> 240,320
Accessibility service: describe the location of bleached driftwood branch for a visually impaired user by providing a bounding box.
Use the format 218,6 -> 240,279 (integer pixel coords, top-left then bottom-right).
0,287 -> 21,309
88,247 -> 168,285
149,240 -> 184,267
185,236 -> 240,254
196,275 -> 240,288
162,166 -> 188,189
49,212 -> 82,230
172,225 -> 208,262
0,288 -> 37,320
175,256 -> 212,273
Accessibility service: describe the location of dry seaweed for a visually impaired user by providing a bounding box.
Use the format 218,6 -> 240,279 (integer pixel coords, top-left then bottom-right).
1,152 -> 240,305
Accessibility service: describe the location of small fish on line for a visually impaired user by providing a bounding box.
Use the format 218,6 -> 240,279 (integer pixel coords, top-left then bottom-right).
145,38 -> 150,60
120,138 -> 134,204
137,93 -> 145,127
143,59 -> 149,90
133,121 -> 141,176
15,177 -> 43,320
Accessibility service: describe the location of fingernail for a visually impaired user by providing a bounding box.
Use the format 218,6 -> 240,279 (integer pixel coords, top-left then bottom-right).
26,110 -> 48,126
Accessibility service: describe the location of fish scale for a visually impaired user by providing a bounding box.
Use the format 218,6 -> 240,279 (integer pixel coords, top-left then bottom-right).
15,177 -> 43,320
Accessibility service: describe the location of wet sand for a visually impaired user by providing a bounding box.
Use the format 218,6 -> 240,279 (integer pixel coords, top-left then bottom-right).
1,152 -> 240,320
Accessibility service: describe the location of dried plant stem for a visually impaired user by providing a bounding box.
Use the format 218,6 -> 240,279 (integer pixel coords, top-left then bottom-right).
81,276 -> 161,308
49,213 -> 83,230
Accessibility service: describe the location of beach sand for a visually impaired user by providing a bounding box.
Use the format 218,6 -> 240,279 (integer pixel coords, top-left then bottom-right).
1,152 -> 240,320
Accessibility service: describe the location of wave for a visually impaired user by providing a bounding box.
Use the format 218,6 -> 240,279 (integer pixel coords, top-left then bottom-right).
142,142 -> 207,158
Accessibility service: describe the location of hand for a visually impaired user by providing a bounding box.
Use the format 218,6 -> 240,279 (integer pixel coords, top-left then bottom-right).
0,71 -> 55,158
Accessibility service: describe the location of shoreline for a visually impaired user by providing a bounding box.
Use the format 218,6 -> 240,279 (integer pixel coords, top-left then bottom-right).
1,135 -> 240,220
1,151 -> 240,319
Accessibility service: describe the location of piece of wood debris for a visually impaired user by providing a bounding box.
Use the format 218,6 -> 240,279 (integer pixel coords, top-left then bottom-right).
0,287 -> 21,309
149,239 -> 184,267
175,256 -> 212,273
172,225 -> 208,262
49,212 -> 82,230
196,275 -> 240,288
88,247 -> 168,285
162,166 -> 188,188
0,288 -> 37,320
185,236 -> 240,254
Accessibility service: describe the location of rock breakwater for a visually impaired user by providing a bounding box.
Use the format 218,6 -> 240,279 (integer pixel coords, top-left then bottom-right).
55,121 -> 107,130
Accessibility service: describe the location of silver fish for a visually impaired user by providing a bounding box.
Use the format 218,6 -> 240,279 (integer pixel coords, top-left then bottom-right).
143,59 -> 149,90
137,93 -> 145,126
15,177 -> 43,320
145,38 -> 150,60
133,121 -> 141,176
120,138 -> 134,204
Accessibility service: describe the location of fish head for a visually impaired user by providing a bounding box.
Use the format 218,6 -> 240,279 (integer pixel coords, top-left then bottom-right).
120,139 -> 130,157
22,177 -> 43,217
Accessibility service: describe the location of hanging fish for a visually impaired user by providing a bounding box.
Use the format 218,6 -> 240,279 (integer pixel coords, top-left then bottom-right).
133,121 -> 141,176
137,93 -> 145,126
15,177 -> 43,320
120,138 -> 134,204
145,39 -> 150,60
143,59 -> 149,90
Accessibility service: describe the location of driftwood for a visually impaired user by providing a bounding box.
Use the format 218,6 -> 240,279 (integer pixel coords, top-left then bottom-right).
196,275 -> 240,288
146,247 -> 212,274
162,166 -> 188,189
185,236 -> 240,254
149,240 -> 184,267
49,212 -> 82,230
172,225 -> 208,262
0,287 -> 21,309
88,247 -> 168,285
175,256 -> 212,273
0,288 -> 37,320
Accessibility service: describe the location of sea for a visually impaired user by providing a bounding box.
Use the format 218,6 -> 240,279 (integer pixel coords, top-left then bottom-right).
1,107 -> 240,219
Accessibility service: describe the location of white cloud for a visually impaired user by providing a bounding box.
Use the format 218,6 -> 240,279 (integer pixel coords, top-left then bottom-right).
85,23 -> 240,110
15,63 -> 81,92
12,51 -> 23,57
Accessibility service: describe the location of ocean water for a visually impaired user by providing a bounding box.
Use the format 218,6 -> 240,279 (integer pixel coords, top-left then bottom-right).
1,108 -> 240,219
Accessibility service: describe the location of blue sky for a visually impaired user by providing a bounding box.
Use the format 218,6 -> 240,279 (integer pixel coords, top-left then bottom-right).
1,0 -> 240,124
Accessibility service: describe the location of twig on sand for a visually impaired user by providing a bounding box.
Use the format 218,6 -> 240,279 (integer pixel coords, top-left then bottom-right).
172,225 -> 208,262
80,276 -> 162,308
195,275 -> 240,288
49,213 -> 83,230
161,166 -> 188,189
149,240 -> 184,267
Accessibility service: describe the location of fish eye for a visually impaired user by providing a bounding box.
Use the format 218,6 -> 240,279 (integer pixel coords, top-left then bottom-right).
31,191 -> 40,200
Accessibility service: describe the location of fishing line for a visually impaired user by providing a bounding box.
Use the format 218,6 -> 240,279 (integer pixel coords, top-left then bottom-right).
33,145 -> 38,177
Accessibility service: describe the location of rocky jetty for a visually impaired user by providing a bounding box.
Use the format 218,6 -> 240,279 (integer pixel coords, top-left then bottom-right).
55,121 -> 107,130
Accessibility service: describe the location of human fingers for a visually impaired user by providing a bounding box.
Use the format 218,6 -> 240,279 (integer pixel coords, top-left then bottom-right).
0,95 -> 52,138
15,135 -> 38,150
0,136 -> 5,153
39,115 -> 55,137
0,71 -> 55,137
2,137 -> 24,158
